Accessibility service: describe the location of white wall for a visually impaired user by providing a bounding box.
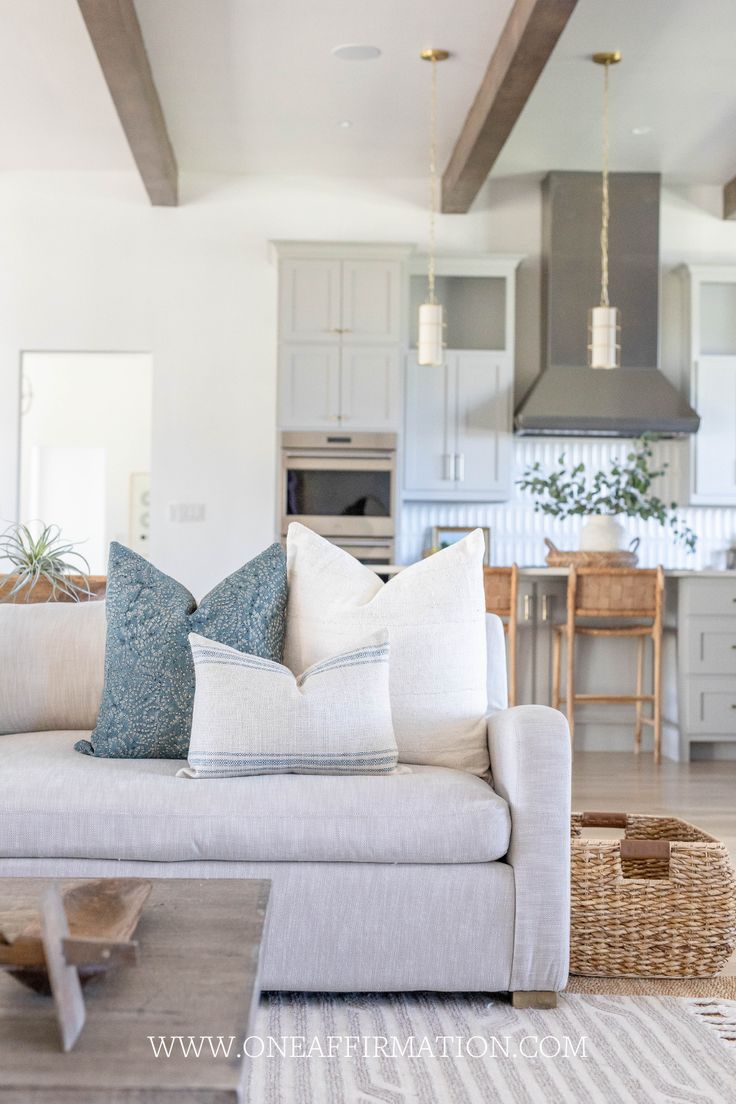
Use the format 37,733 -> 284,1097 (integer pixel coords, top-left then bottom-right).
0,170 -> 541,597
2,172 -> 736,594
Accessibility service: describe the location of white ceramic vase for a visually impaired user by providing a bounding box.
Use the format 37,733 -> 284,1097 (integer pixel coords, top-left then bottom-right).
579,514 -> 626,552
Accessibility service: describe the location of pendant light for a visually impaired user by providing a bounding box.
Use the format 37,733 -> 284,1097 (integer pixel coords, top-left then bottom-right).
588,51 -> 622,370
418,48 -> 449,366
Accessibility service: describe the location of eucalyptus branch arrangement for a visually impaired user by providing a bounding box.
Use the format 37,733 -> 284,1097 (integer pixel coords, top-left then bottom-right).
0,522 -> 92,601
517,437 -> 697,552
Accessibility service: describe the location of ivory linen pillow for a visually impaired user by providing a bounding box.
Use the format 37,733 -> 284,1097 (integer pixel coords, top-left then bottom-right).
179,631 -> 397,778
285,523 -> 489,775
0,600 -> 106,735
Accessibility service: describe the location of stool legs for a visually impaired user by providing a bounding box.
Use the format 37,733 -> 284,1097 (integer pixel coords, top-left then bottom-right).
552,628 -> 561,710
634,637 -> 645,754
653,626 -> 662,765
565,624 -> 575,749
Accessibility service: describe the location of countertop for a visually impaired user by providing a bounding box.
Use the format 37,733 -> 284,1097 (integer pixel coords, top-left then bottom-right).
375,565 -> 736,578
515,568 -> 736,579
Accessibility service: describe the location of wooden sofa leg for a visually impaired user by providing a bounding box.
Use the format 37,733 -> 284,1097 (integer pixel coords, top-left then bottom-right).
511,991 -> 558,1010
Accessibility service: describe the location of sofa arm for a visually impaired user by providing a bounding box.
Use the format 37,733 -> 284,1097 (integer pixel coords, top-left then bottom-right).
488,705 -> 571,993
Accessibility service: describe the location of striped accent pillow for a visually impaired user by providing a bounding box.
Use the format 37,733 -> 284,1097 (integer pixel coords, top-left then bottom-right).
178,631 -> 397,778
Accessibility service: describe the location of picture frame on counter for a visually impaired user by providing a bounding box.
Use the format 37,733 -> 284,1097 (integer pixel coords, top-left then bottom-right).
431,525 -> 491,565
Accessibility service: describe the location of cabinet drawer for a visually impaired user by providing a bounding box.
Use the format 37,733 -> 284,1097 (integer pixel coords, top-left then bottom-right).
684,677 -> 736,733
683,618 -> 736,674
679,579 -> 736,618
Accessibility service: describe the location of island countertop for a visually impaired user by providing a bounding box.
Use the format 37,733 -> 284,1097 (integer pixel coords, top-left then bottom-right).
376,565 -> 736,578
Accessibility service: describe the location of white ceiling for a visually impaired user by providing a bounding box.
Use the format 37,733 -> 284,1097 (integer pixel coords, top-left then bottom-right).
494,0 -> 736,185
0,0 -> 134,170
132,0 -> 514,177
1,0 -> 735,188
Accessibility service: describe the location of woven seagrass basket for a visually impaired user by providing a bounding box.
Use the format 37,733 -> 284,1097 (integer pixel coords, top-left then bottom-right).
571,812 -> 736,977
544,538 -> 638,569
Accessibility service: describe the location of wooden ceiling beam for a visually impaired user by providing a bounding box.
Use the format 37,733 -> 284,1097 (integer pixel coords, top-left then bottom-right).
77,0 -> 178,206
441,0 -> 578,214
724,175 -> 736,220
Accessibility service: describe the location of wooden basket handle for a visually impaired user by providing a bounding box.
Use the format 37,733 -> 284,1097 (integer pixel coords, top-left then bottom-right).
620,839 -> 671,862
581,811 -> 628,828
544,538 -> 559,553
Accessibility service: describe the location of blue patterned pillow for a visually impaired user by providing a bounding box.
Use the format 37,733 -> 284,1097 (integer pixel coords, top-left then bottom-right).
75,541 -> 287,759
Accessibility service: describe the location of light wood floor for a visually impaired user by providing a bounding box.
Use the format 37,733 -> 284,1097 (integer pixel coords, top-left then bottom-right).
572,751 -> 736,977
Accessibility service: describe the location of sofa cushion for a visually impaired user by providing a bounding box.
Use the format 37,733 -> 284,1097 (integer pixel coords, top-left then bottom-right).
0,731 -> 510,864
0,601 -> 106,735
285,523 -> 489,776
76,541 -> 287,760
180,631 -> 398,778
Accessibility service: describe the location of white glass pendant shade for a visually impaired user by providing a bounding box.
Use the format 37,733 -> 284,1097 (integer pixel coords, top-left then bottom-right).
417,302 -> 444,366
588,305 -> 620,370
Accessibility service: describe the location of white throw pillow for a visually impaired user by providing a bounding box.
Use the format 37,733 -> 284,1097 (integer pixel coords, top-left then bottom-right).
285,523 -> 489,776
179,630 -> 398,778
0,601 -> 106,735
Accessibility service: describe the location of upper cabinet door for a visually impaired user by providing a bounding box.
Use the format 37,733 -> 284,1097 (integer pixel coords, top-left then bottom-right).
278,344 -> 341,429
453,352 -> 513,498
404,355 -> 453,493
691,355 -> 736,503
341,260 -> 402,344
279,260 -> 341,342
340,346 -> 400,430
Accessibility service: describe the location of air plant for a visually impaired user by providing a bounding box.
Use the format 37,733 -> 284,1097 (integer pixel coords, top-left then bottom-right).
0,522 -> 92,601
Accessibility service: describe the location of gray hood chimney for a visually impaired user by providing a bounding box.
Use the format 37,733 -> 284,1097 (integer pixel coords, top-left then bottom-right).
514,171 -> 700,436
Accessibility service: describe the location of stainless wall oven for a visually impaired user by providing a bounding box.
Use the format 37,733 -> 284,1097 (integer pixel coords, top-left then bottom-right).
280,432 -> 397,561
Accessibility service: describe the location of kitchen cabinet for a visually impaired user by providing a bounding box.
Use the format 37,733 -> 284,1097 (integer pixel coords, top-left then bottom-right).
404,351 -> 513,499
279,345 -> 340,427
279,258 -> 401,344
275,244 -> 410,430
678,577 -> 736,758
403,255 -> 521,502
690,356 -> 736,503
340,260 -> 401,344
681,265 -> 736,504
341,346 -> 400,430
279,344 -> 400,430
279,260 -> 341,342
514,578 -> 566,707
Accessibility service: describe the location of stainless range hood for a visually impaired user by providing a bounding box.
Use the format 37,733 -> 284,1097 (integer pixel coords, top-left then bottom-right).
515,172 -> 700,437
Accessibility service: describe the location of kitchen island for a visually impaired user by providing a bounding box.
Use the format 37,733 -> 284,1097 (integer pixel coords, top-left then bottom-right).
374,563 -> 736,761
508,568 -> 736,762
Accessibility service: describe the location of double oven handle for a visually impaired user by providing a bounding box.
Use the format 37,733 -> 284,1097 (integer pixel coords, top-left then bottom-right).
284,456 -> 393,472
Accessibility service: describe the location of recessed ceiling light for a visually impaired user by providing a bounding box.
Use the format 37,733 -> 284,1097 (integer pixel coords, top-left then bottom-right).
631,126 -> 652,136
332,44 -> 381,61
337,120 -> 353,128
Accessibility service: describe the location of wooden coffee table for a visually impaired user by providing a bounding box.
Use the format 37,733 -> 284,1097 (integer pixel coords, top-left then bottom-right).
0,878 -> 270,1103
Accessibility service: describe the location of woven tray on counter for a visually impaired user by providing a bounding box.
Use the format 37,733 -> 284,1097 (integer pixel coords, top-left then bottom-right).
570,811 -> 736,978
544,538 -> 638,568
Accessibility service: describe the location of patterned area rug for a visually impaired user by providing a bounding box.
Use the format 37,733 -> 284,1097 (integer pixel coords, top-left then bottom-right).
246,991 -> 736,1104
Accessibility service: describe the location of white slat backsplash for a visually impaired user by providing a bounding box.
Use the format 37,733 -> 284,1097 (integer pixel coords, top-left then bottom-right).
399,437 -> 736,569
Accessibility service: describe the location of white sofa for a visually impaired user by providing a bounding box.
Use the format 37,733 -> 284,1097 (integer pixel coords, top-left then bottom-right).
0,603 -> 571,1001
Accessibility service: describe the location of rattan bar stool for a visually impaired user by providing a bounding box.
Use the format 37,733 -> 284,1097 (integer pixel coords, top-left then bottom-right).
552,566 -> 665,762
483,565 -> 519,707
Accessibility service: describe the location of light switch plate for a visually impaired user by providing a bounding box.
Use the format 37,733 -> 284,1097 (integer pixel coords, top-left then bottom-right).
168,502 -> 206,523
